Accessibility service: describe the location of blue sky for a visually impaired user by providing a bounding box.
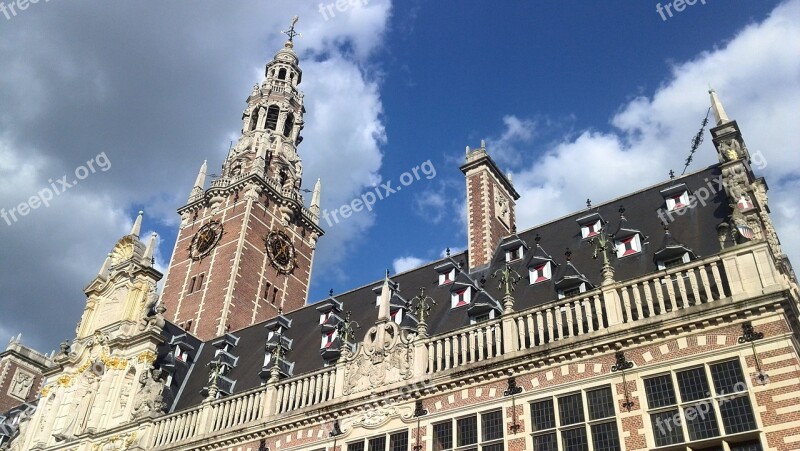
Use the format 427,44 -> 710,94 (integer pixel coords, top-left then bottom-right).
0,0 -> 797,351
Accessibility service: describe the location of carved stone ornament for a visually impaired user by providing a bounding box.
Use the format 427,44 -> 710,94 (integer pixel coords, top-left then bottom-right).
131,368 -> 166,419
343,320 -> 413,396
8,367 -> 35,400
91,431 -> 139,451
351,405 -> 399,428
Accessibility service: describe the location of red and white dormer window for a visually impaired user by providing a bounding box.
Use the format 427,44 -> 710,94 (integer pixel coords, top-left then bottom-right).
391,308 -> 404,324
581,220 -> 602,239
505,246 -> 523,262
175,345 -> 190,363
321,329 -> 338,348
438,268 -> 456,285
319,311 -> 331,325
615,234 -> 642,258
666,191 -> 690,211
451,288 -> 471,308
529,262 -> 552,284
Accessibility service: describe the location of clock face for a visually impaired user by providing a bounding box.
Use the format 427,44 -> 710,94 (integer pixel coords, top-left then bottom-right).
265,231 -> 295,274
189,221 -> 223,260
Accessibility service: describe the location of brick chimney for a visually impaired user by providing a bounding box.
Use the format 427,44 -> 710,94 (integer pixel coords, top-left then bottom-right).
460,141 -> 520,270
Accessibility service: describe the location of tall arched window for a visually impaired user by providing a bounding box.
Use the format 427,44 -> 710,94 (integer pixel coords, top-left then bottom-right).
265,106 -> 280,131
282,113 -> 294,137
249,109 -> 259,131
278,68 -> 287,80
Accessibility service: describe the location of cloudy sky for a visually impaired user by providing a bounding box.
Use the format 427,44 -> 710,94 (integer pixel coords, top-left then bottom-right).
0,0 -> 797,352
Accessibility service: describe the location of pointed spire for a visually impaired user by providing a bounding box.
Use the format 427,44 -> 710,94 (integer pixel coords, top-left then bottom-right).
130,211 -> 143,237
310,178 -> 322,220
708,88 -> 730,126
143,232 -> 157,265
189,160 -> 208,202
98,253 -> 113,277
377,273 -> 392,322
194,160 -> 208,189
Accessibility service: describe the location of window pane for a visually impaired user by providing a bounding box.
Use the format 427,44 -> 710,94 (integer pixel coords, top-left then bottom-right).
719,395 -> 757,434
456,416 -> 478,447
482,445 -> 503,451
531,399 -> 556,431
561,427 -> 589,451
710,360 -> 747,395
532,433 -> 557,451
650,410 -> 684,447
683,404 -> 720,440
481,410 -> 503,442
729,439 -> 763,451
390,431 -> 408,451
590,421 -> 621,451
676,367 -> 710,402
644,375 -> 677,408
558,393 -> 585,426
349,442 -> 365,451
368,436 -> 386,451
586,387 -> 615,420
433,422 -> 452,451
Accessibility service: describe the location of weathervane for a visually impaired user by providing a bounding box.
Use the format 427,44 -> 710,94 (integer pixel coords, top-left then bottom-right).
282,16 -> 301,44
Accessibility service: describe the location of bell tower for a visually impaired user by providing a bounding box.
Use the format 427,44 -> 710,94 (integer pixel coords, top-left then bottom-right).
160,17 -> 324,340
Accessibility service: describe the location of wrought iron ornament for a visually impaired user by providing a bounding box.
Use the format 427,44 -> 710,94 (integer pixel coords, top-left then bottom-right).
610,351 -> 635,411
738,322 -> 764,343
503,377 -> 523,396
492,262 -> 521,297
282,16 -> 301,43
410,288 -> 436,324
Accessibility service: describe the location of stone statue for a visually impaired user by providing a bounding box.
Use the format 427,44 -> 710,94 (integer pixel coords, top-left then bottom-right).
54,372 -> 99,441
131,368 -> 165,419
720,138 -> 744,161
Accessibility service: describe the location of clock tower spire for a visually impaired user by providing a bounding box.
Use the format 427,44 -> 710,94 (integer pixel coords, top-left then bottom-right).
160,17 -> 324,340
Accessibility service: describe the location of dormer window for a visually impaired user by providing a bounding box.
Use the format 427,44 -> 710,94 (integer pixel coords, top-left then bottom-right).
657,252 -> 690,270
581,220 -> 601,239
319,311 -> 331,325
615,234 -> 642,258
174,345 -> 189,363
391,308 -> 403,324
451,288 -> 471,308
558,283 -> 587,300
529,262 -> 552,284
438,268 -> 455,285
321,329 -> 337,348
470,310 -> 496,325
505,246 -> 523,262
660,183 -> 691,213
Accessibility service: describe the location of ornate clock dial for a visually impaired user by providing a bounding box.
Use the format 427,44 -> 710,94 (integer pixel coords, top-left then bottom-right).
265,231 -> 295,274
189,221 -> 223,260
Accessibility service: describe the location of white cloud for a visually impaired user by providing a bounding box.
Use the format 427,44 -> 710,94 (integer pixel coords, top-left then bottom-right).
392,256 -> 427,274
507,0 -> 800,265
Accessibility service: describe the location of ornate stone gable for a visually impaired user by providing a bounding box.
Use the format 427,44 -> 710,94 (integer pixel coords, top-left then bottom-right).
343,321 -> 413,396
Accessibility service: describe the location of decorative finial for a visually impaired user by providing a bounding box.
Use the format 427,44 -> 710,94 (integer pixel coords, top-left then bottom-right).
534,233 -> 541,245
337,311 -> 359,345
586,198 -> 592,208
329,288 -> 334,297
446,247 -> 451,257
669,169 -> 675,180
386,268 -> 390,278
618,205 -> 626,222
565,248 -> 572,261
282,16 -> 301,46
479,275 -> 487,287
511,224 -> 517,234
410,287 -> 436,327
492,262 -> 521,297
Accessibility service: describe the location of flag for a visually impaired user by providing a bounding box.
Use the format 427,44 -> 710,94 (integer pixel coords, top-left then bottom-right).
737,224 -> 755,240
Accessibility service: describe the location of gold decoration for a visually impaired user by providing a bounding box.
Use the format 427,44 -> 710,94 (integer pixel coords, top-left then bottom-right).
40,384 -> 52,397
91,431 -> 138,451
137,350 -> 157,365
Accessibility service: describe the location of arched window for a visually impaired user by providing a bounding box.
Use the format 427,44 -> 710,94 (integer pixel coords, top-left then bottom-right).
282,113 -> 294,137
278,68 -> 287,80
265,106 -> 280,131
249,109 -> 259,131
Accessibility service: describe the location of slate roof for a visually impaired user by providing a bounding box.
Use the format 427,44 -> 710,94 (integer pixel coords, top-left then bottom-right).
169,163 -> 730,411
